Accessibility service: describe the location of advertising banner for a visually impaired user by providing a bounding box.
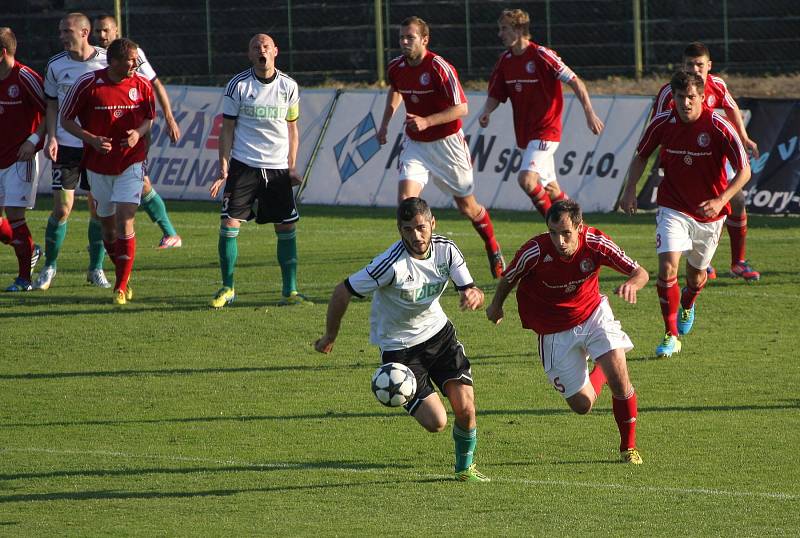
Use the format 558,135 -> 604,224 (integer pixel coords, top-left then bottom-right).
301,90 -> 653,212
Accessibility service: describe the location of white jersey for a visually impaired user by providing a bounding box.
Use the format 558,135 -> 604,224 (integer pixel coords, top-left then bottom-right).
222,68 -> 299,169
135,47 -> 157,81
44,47 -> 108,148
346,235 -> 474,351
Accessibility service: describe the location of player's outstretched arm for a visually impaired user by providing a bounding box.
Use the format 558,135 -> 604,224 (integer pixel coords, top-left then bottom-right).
406,102 -> 467,134
314,282 -> 354,354
479,96 -> 501,128
377,87 -> 402,145
567,76 -> 604,135
620,154 -> 647,215
486,276 -> 516,324
151,78 -> 181,143
614,265 -> 649,304
459,286 -> 484,311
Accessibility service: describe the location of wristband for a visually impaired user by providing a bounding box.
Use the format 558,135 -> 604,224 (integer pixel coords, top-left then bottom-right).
26,133 -> 41,146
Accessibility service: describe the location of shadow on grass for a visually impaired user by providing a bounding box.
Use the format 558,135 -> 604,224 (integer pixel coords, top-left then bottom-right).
1,460 -> 403,482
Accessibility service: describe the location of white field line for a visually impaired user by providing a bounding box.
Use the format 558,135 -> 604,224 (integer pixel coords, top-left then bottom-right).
2,446 -> 796,501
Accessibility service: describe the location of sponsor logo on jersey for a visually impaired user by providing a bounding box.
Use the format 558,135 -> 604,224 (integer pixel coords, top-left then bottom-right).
113,109 -> 123,118
7,84 -> 19,98
706,95 -> 716,107
525,61 -> 535,74
419,72 -> 430,86
436,263 -> 450,278
579,258 -> 595,273
333,112 -> 381,183
543,254 -> 553,263
129,88 -> 138,101
565,284 -> 577,293
684,154 -> 693,165
401,281 -> 445,302
697,132 -> 710,148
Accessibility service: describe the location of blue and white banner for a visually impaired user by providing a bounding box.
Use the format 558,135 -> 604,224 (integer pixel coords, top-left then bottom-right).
300,90 -> 653,212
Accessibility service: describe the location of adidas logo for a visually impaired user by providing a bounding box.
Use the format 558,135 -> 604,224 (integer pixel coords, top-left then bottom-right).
64,73 -> 70,79
543,254 -> 553,262
405,274 -> 414,283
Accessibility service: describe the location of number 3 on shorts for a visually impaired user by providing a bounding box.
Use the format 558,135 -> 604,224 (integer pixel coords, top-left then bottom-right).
553,376 -> 566,394
655,232 -> 662,249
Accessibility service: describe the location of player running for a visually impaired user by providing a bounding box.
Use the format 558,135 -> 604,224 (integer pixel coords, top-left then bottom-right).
377,16 -> 505,279
0,27 -> 45,291
621,71 -> 751,357
487,199 -> 647,464
652,42 -> 760,282
479,8 -> 604,218
315,197 -> 490,481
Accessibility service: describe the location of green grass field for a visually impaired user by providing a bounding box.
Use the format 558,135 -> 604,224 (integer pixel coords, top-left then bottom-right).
2,199 -> 799,535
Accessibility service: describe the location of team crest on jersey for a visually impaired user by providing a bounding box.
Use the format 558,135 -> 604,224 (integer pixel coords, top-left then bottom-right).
113,109 -> 123,118
684,154 -> 693,165
525,61 -> 536,74
410,94 -> 420,103
697,132 -> 710,148
579,258 -> 595,273
436,263 -> 450,278
515,82 -> 522,93
706,95 -> 716,107
419,72 -> 430,86
7,84 -> 19,98
128,88 -> 138,101
565,284 -> 577,294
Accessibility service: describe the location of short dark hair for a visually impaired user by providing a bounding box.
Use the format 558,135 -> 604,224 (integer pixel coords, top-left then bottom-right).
401,16 -> 429,39
94,13 -> 116,25
397,197 -> 433,224
683,41 -> 711,60
546,199 -> 583,228
670,70 -> 704,95
0,27 -> 17,56
107,37 -> 138,62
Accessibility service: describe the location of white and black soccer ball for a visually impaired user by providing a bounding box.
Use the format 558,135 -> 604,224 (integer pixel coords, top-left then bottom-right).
371,362 -> 417,407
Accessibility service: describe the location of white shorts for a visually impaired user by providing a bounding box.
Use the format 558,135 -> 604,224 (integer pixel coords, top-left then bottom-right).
0,159 -> 40,209
521,139 -> 559,186
537,298 -> 633,399
655,206 -> 724,270
88,162 -> 145,218
398,130 -> 474,198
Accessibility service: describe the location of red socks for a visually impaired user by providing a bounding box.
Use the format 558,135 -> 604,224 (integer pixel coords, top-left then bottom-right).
0,217 -> 12,244
680,282 -> 705,310
552,191 -> 568,202
10,219 -> 34,281
589,364 -> 607,398
113,234 -> 136,292
612,389 -> 638,451
526,183 -> 552,218
657,277 -> 680,336
727,214 -> 747,266
470,207 -> 500,254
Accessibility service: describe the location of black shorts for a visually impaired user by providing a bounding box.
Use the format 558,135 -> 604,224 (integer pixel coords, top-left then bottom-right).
221,159 -> 299,225
51,146 -> 88,191
380,321 -> 473,416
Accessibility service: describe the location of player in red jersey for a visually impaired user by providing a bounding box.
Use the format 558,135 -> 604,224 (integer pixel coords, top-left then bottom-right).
620,71 -> 750,358
61,38 -> 155,305
487,199 -> 648,465
377,16 -> 505,279
652,42 -> 760,282
0,27 -> 45,291
479,9 -> 604,218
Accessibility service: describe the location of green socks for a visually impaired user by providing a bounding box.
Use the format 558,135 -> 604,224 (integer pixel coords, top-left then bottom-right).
453,424 -> 477,472
218,226 -> 239,288
87,218 -> 106,271
44,216 -> 68,268
142,188 -> 177,237
276,228 -> 298,297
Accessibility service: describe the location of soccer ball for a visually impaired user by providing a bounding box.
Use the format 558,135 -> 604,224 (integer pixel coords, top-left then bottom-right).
371,362 -> 417,407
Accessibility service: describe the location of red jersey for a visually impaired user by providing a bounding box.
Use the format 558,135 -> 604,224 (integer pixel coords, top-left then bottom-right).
387,51 -> 466,142
487,43 -> 575,146
652,74 -> 736,117
504,226 -> 639,335
636,107 -> 748,222
61,68 -> 155,175
0,61 -> 45,168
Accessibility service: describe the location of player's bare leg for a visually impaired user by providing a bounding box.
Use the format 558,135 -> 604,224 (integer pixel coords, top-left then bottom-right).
726,190 -> 759,281
518,170 -> 551,218
655,251 -> 683,357
413,393 -> 448,433
397,179 -> 424,203
544,180 -> 568,202
596,349 -> 641,463
140,175 -> 182,248
454,194 -> 505,279
443,380 -> 488,481
35,189 -> 75,290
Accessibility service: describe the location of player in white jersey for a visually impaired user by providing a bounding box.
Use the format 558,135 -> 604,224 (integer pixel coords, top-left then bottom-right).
93,15 -> 183,250
315,197 -> 490,482
208,34 -> 308,308
34,13 -> 108,290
